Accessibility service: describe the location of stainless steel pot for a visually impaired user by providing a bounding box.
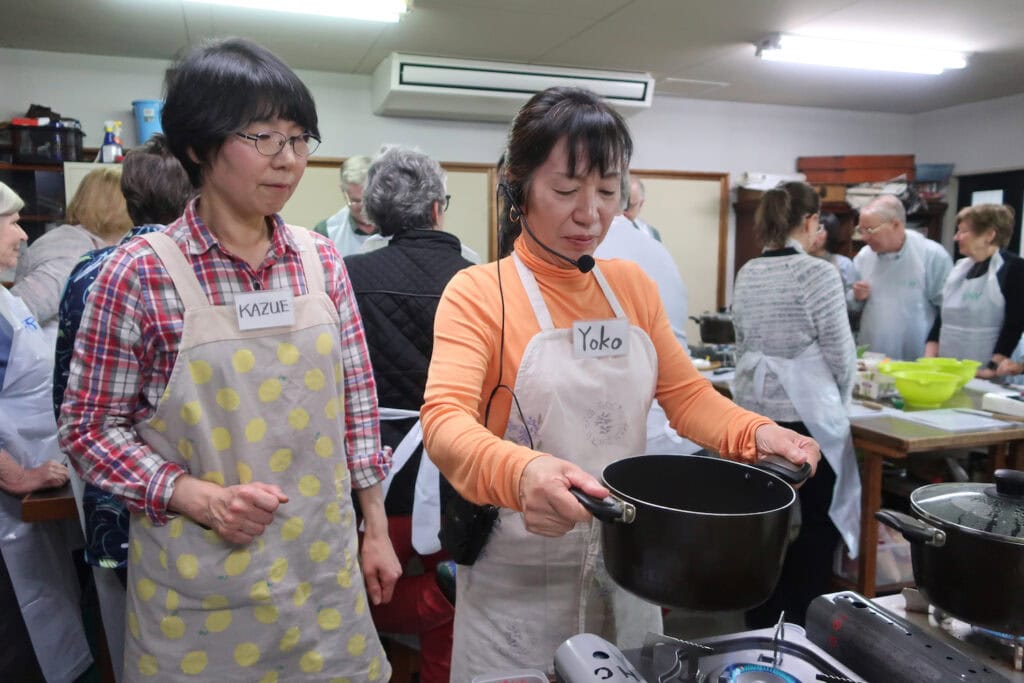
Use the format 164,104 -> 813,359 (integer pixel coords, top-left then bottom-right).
876,468 -> 1024,635
571,453 -> 809,611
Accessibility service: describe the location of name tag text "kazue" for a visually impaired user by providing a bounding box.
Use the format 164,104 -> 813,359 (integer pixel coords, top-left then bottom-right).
235,289 -> 296,331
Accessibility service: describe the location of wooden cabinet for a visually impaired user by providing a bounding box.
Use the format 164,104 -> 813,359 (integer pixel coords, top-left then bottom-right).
0,162 -> 67,243
733,198 -> 947,276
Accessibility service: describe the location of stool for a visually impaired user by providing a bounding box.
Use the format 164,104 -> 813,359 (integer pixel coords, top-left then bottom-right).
380,633 -> 420,683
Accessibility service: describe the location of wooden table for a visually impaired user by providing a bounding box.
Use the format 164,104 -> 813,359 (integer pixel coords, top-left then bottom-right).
21,483 -> 78,521
847,409 -> 1024,597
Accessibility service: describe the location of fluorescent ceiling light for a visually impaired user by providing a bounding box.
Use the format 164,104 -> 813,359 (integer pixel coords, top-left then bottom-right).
756,33 -> 968,75
183,0 -> 409,22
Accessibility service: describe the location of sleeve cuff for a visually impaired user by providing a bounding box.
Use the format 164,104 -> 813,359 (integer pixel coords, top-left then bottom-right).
349,447 -> 392,490
144,461 -> 187,525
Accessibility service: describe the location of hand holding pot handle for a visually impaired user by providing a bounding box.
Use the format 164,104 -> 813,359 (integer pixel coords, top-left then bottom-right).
753,424 -> 820,482
519,455 -> 610,537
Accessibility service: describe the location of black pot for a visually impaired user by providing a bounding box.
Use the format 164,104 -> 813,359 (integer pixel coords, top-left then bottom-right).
689,311 -> 735,345
876,469 -> 1024,635
571,453 -> 809,611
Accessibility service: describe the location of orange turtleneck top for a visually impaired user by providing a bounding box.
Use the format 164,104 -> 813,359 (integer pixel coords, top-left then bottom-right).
421,237 -> 771,510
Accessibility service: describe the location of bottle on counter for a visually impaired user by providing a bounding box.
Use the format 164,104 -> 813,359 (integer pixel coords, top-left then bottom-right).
99,120 -> 123,163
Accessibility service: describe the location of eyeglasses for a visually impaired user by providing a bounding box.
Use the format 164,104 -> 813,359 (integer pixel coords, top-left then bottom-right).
856,219 -> 890,236
235,131 -> 321,157
442,194 -> 451,212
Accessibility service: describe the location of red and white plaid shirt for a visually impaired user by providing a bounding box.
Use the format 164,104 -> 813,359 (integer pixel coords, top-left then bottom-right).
59,199 -> 389,524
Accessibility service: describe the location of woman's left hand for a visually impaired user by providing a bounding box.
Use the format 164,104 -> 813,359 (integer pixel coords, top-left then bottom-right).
359,531 -> 402,606
754,424 -> 820,477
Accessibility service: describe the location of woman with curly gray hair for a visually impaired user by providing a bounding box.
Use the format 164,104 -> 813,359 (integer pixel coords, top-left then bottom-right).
344,145 -> 473,683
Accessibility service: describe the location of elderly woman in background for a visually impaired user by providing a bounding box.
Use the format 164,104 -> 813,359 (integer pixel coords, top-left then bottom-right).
13,166 -> 132,334
925,204 -> 1024,376
0,182 -> 91,681
344,145 -> 473,683
732,181 -> 860,628
808,212 -> 861,330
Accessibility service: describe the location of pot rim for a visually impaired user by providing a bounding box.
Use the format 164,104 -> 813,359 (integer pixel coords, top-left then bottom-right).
601,455 -> 796,518
911,498 -> 1024,546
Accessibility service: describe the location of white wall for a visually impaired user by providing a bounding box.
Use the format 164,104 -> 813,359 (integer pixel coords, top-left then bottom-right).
913,93 -> 1024,175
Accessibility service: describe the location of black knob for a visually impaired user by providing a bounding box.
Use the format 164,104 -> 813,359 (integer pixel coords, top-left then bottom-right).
994,469 -> 1024,498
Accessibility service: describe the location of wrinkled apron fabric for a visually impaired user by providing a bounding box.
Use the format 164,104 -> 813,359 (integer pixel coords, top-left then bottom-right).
0,288 -> 91,682
451,254 -> 663,680
939,253 -> 1004,364
735,343 -> 861,557
123,229 -> 388,681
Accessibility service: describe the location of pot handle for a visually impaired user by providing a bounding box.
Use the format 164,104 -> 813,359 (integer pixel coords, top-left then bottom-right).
568,488 -> 636,524
876,509 -> 947,547
754,454 -> 812,486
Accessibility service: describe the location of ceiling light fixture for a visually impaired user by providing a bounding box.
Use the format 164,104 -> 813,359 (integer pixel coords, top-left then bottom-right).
183,0 -> 409,23
756,33 -> 968,75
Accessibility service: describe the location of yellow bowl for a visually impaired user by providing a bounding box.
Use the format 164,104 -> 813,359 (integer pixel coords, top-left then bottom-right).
878,361 -> 923,376
891,370 -> 961,408
915,357 -> 982,388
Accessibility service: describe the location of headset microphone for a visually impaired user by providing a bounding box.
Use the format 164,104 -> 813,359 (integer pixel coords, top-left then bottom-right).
500,184 -> 596,274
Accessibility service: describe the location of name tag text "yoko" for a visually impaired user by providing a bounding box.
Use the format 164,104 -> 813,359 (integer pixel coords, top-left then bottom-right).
572,318 -> 630,358
235,289 -> 296,331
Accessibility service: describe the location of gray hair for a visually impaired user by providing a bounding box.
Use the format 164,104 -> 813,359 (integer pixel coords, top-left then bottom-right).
339,155 -> 372,186
863,194 -> 906,225
0,182 -> 25,216
363,145 -> 447,237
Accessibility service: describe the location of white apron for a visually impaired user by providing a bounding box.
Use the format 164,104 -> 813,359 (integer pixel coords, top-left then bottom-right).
377,407 -> 441,555
857,237 -> 933,361
939,253 -> 1004,363
124,230 -> 388,682
450,254 -> 663,680
734,343 -> 861,558
0,288 -> 92,682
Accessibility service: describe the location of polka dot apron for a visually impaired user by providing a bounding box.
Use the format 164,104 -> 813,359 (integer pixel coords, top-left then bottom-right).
124,229 -> 388,682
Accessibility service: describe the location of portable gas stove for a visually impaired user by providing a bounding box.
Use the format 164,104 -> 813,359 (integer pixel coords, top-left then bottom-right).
553,618 -> 864,682
805,591 -> 1023,682
688,343 -> 736,367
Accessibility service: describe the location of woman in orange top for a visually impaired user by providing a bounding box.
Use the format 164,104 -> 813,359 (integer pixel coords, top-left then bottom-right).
420,87 -> 820,679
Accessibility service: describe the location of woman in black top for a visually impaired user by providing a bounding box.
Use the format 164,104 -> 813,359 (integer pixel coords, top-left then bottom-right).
926,204 -> 1024,376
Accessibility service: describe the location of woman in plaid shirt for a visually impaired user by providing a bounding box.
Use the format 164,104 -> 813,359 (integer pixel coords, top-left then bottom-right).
59,38 -> 398,682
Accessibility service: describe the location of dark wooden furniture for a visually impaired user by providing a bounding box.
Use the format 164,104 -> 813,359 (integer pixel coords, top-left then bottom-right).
733,198 -> 948,275
20,482 -> 78,521
0,162 -> 67,243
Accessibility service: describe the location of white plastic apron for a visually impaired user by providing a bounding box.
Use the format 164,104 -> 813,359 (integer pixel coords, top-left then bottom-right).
939,253 -> 1004,364
450,254 -> 663,680
0,288 -> 92,682
734,343 -> 861,557
857,237 -> 933,361
124,230 -> 388,682
377,407 -> 441,554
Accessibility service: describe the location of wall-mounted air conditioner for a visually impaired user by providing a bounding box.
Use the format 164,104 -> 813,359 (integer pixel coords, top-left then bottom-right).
371,53 -> 655,122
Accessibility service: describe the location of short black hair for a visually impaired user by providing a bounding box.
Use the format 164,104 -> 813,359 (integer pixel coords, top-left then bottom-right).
162,37 -> 319,187
121,134 -> 192,225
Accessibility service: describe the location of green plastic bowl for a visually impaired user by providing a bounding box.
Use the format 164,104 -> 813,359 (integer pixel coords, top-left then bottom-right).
877,361 -> 923,376
915,357 -> 982,388
891,370 -> 961,408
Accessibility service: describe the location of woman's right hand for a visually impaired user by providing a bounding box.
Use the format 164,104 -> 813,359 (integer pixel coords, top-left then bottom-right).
30,460 -> 70,492
518,455 -> 609,537
170,476 -> 289,545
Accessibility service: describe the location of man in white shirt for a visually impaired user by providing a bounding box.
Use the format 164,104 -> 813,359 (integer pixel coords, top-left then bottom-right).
850,194 -> 952,360
623,177 -> 662,242
313,155 -> 376,256
596,213 -> 698,454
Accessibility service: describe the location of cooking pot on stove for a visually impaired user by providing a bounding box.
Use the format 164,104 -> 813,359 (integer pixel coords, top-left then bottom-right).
876,468 -> 1024,636
571,453 -> 810,611
689,310 -> 735,344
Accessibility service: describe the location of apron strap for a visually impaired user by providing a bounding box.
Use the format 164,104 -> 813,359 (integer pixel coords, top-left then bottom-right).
140,232 -> 210,310
288,226 -> 327,295
512,252 -> 555,330
592,265 -> 627,319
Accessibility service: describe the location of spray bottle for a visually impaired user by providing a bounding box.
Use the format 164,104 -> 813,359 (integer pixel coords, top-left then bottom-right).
100,120 -> 124,163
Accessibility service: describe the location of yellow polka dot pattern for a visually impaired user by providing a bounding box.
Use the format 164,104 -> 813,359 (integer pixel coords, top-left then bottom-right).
168,517 -> 184,538
236,461 -> 253,484
177,438 -> 194,461
189,360 -> 213,385
201,470 -> 225,486
249,581 -> 271,603
254,604 -> 278,624
202,594 -> 229,610
225,549 -> 251,576
298,475 -> 321,497
317,608 -> 341,631
232,349 -> 255,373
210,428 -> 232,451
216,387 -> 241,411
289,408 -> 310,431
137,578 -> 157,601
324,502 -> 341,524
324,397 -> 340,419
180,650 -> 208,675
300,650 -> 324,673
165,589 -> 179,611
280,516 -> 304,541
181,401 -> 202,426
279,627 -> 301,652
138,654 -> 158,676
316,332 -> 333,355
347,634 -> 366,657
234,642 -> 261,667
277,342 -> 300,365
259,672 -> 279,683
206,610 -> 232,633
258,377 -> 282,403
245,418 -> 267,442
293,581 -> 312,607
177,554 -> 199,580
314,435 -> 334,458
269,448 -> 292,472
150,418 -> 167,433
128,611 -> 140,639
161,615 -> 186,639
269,557 -> 288,584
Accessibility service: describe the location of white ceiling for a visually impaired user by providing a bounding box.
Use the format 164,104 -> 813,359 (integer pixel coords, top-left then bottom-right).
3,0 -> 1023,114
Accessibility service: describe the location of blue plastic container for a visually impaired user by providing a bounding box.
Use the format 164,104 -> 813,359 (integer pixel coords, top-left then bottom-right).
132,99 -> 164,144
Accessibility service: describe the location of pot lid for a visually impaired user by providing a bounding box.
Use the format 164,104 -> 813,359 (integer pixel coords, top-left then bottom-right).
912,469 -> 1024,542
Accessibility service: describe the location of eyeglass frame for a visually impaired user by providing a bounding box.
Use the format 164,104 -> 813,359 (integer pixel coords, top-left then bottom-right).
855,218 -> 892,236
234,130 -> 321,157
442,194 -> 451,212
